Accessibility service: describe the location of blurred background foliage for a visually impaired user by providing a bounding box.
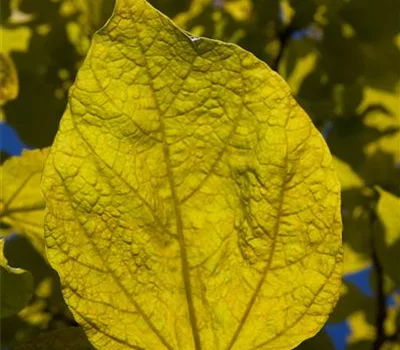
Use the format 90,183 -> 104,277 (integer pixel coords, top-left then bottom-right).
0,0 -> 399,349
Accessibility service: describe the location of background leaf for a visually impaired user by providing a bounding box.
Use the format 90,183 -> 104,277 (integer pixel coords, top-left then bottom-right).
0,148 -> 49,255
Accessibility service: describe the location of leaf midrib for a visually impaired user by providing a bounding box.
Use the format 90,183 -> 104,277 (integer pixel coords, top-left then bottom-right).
131,10 -> 203,349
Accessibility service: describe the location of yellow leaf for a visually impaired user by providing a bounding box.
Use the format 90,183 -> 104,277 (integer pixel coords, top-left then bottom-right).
0,148 -> 49,256
0,238 -> 33,318
347,311 -> 376,344
375,187 -> 400,286
0,52 -> 19,105
0,26 -> 32,54
332,156 -> 364,191
224,0 -> 253,22
41,1 -> 343,349
376,188 -> 400,247
342,243 -> 370,275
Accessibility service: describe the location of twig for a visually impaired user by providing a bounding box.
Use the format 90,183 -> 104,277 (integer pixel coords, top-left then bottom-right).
272,25 -> 294,72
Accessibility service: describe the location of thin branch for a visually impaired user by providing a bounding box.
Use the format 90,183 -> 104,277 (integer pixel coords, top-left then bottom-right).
272,26 -> 295,72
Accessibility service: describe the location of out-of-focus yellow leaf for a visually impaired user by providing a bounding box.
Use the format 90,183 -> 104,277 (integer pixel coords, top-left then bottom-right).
224,0 -> 252,22
284,50 -> 317,95
347,311 -> 376,344
333,156 -> 364,191
384,302 -> 400,339
381,342 -> 400,350
342,243 -> 370,275
279,0 -> 294,26
0,238 -> 33,318
17,299 -> 51,327
376,188 -> 400,247
174,0 -> 210,29
0,148 -> 49,255
375,187 -> 400,286
61,0 -> 115,56
330,157 -> 371,274
0,52 -> 19,105
0,26 -> 32,53
362,88 -> 400,180
41,1 -> 343,349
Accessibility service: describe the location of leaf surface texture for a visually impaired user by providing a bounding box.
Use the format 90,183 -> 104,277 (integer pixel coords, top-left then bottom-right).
41,1 -> 343,349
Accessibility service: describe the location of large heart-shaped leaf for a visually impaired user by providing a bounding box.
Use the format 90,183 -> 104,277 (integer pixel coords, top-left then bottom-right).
41,0 -> 343,349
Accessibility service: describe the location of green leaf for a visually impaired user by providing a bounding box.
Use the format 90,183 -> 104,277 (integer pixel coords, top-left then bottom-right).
41,0 -> 343,349
0,238 -> 34,318
11,327 -> 94,350
0,148 -> 49,255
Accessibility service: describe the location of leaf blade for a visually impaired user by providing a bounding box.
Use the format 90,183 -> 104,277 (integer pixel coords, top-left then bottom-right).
42,0 -> 343,349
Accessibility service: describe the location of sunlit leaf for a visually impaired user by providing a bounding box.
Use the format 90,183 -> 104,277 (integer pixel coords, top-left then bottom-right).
281,39 -> 317,94
342,243 -> 370,275
332,156 -> 364,191
361,88 -> 400,191
347,311 -> 376,344
0,27 -> 32,54
41,0 -> 343,349
384,300 -> 400,339
375,187 -> 400,286
0,52 -> 19,106
0,148 -> 49,255
0,238 -> 33,318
